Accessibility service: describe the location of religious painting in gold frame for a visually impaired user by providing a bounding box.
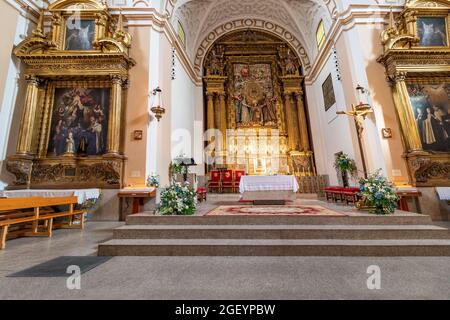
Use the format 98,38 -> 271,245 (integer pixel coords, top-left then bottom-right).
416,16 -> 449,47
406,80 -> 450,153
48,87 -> 111,156
41,80 -> 112,159
64,18 -> 96,50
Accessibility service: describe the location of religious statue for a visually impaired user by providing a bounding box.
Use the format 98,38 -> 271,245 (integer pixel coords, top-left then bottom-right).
284,49 -> 299,75
65,131 -> 75,155
206,46 -> 224,76
261,93 -> 277,125
233,93 -> 244,123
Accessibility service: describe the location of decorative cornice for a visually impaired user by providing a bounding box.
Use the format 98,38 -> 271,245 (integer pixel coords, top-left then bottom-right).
193,18 -> 312,77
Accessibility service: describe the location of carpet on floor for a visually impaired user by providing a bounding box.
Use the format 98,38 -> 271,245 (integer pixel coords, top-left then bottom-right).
8,256 -> 112,277
206,205 -> 346,216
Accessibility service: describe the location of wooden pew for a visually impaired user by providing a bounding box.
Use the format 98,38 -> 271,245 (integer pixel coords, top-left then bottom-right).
0,196 -> 84,250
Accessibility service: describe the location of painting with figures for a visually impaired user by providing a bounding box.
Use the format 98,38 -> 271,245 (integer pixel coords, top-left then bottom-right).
65,19 -> 95,50
232,63 -> 278,127
48,88 -> 110,156
407,83 -> 450,152
417,17 -> 448,46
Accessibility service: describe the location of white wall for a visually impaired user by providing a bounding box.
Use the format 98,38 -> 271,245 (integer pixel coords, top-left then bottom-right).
147,30 -> 201,187
306,52 -> 358,186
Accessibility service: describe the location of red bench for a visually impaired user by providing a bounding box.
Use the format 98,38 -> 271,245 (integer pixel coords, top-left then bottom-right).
324,187 -> 360,205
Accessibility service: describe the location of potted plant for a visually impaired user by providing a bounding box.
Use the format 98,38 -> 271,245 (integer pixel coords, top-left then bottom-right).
158,182 -> 197,215
358,169 -> 399,215
333,151 -> 357,187
146,173 -> 160,188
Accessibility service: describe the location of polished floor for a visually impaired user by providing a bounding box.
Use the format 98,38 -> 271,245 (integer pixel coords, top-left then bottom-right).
0,219 -> 449,299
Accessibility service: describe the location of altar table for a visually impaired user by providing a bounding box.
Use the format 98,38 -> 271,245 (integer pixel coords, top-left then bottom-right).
0,188 -> 100,205
118,188 -> 156,220
239,175 -> 299,193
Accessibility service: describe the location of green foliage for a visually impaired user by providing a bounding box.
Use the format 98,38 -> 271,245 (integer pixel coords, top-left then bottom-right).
146,173 -> 159,188
359,169 -> 399,215
334,151 -> 357,177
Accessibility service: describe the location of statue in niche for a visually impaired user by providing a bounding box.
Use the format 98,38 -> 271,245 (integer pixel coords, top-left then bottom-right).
206,46 -> 224,76
261,93 -> 278,125
284,49 -> 299,75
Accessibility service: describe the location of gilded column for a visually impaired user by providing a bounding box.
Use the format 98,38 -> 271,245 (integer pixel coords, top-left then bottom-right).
206,92 -> 215,131
284,92 -> 297,151
17,75 -> 40,155
218,92 -> 227,152
390,73 -> 422,152
295,92 -> 310,151
106,76 -> 123,155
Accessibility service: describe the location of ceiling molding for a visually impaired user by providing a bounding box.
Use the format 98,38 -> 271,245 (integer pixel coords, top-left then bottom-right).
193,18 -> 312,76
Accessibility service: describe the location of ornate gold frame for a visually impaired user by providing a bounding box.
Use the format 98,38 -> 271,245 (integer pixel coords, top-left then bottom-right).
6,0 -> 135,189
377,0 -> 450,187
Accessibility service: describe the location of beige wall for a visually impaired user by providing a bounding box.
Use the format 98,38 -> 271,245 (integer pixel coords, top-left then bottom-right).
124,26 -> 151,187
0,1 -> 19,105
356,24 -> 409,185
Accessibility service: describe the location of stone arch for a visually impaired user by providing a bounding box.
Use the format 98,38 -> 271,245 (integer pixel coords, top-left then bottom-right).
194,18 -> 312,76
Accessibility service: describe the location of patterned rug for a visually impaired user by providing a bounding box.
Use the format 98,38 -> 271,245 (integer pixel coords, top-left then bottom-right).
206,205 -> 346,216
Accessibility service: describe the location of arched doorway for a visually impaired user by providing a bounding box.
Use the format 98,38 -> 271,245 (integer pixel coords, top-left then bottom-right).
202,29 -> 315,176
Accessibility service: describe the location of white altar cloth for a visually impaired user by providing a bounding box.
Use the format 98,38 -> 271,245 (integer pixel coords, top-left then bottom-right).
436,187 -> 450,201
239,175 -> 299,193
0,189 -> 101,204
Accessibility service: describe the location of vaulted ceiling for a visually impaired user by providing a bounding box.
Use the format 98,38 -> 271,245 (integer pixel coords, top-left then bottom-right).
171,0 -> 337,72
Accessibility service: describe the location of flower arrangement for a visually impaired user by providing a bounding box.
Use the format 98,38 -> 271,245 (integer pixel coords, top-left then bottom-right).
146,173 -> 160,188
334,151 -> 357,187
358,169 -> 399,215
158,182 -> 197,215
333,152 -> 357,176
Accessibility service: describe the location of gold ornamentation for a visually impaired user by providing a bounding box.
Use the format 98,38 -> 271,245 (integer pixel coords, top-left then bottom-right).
6,0 -> 134,189
377,0 -> 450,186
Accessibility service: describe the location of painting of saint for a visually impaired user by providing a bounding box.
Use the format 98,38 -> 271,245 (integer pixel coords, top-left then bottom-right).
48,88 -> 110,156
65,19 -> 95,50
417,17 -> 447,47
232,63 -> 277,127
407,83 -> 450,152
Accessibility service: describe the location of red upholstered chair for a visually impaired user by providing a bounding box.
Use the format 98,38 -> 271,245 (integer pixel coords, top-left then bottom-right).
197,188 -> 207,202
208,170 -> 221,193
222,169 -> 234,193
233,170 -> 245,193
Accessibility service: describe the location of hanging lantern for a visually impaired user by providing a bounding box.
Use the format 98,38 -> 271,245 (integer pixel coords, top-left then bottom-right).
150,87 -> 165,121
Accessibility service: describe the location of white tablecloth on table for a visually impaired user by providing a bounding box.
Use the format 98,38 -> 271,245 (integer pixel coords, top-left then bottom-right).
436,187 -> 450,201
239,175 -> 299,193
0,189 -> 101,204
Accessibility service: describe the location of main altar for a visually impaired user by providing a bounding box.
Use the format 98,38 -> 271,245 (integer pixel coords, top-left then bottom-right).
202,30 -> 315,178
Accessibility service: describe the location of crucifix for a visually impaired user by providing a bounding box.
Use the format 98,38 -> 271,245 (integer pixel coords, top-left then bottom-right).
336,85 -> 373,178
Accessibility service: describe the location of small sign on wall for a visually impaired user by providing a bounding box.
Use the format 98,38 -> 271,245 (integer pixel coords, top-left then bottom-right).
381,128 -> 393,139
133,130 -> 143,140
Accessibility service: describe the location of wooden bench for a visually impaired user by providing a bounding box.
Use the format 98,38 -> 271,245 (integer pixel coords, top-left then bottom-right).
0,196 -> 84,250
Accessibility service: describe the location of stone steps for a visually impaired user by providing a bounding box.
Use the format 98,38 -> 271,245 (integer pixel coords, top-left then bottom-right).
113,224 -> 450,240
98,238 -> 450,256
98,213 -> 450,257
126,213 -> 433,226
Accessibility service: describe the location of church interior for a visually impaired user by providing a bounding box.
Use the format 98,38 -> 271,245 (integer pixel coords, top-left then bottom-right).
0,0 -> 450,300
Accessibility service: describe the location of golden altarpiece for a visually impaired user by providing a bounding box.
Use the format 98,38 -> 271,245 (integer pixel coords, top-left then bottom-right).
7,0 -> 135,189
203,30 -> 316,181
378,0 -> 450,187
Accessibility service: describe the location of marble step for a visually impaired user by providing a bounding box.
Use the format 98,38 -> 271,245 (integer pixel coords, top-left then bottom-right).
98,238 -> 450,256
113,224 -> 450,240
126,213 -> 433,226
